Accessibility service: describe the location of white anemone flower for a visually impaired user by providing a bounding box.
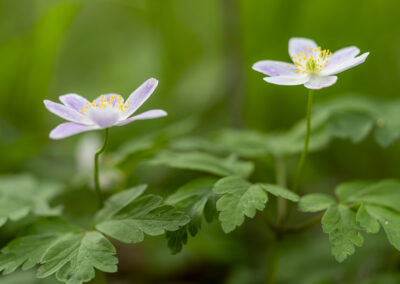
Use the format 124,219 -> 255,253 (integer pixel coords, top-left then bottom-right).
44,78 -> 167,139
253,38 -> 369,89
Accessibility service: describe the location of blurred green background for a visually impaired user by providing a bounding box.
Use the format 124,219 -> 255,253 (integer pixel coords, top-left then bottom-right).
1,0 -> 400,283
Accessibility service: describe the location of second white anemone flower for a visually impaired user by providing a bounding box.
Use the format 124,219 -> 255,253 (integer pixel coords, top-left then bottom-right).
252,37 -> 369,89
44,78 -> 167,139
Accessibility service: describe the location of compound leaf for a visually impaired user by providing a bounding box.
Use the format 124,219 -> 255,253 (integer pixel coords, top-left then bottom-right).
213,176 -> 268,233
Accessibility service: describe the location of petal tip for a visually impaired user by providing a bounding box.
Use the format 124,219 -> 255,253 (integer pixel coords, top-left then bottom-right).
148,78 -> 159,87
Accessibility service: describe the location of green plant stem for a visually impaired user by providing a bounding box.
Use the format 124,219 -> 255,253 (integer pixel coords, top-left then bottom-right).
293,89 -> 314,192
94,128 -> 109,209
265,242 -> 280,284
284,213 -> 323,234
275,155 -> 287,223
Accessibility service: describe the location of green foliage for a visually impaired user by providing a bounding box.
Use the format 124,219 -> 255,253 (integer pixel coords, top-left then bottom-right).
259,184 -> 299,202
298,193 -> 336,212
165,179 -> 217,253
321,205 -> 364,262
149,151 -> 254,178
37,231 -> 117,283
315,180 -> 400,262
213,176 -> 267,233
95,186 -> 190,244
0,218 -> 77,275
0,174 -> 62,227
0,217 -> 117,284
213,177 -> 298,233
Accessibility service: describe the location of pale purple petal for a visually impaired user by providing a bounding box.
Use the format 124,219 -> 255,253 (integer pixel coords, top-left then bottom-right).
252,60 -> 296,76
289,38 -> 318,59
87,107 -> 121,128
116,109 -> 167,126
59,94 -> 90,114
264,75 -> 310,86
44,100 -> 86,123
49,122 -> 98,139
304,75 -> 337,89
320,52 -> 369,76
121,78 -> 158,119
325,46 -> 360,69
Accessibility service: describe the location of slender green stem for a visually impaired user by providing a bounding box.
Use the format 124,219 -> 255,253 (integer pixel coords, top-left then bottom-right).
284,213 -> 323,234
275,155 -> 287,223
293,89 -> 314,192
94,128 -> 109,209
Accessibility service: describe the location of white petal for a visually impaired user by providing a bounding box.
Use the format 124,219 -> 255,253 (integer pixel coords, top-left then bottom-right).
304,75 -> 337,89
49,122 -> 98,140
252,60 -> 296,76
289,37 -> 318,59
320,52 -> 369,76
325,46 -> 360,70
121,78 -> 158,119
44,100 -> 86,124
116,109 -> 167,126
87,107 -> 121,128
59,94 -> 90,114
264,75 -> 310,86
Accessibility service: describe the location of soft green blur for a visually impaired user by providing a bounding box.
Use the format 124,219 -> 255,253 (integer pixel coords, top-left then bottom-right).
1,0 -> 400,283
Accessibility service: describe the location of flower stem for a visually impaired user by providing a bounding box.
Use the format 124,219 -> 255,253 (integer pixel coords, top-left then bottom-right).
94,128 -> 109,209
293,89 -> 314,192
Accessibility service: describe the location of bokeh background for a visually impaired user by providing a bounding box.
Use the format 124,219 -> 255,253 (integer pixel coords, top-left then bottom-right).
1,0 -> 400,283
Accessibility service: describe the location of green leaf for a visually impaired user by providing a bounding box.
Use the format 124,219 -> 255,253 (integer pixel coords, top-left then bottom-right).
335,181 -> 373,202
356,203 -> 380,234
171,137 -> 226,155
365,205 -> 400,251
373,102 -> 400,147
149,151 -> 254,178
95,189 -> 190,244
165,179 -> 217,253
259,184 -> 299,202
326,110 -> 374,143
266,110 -> 332,155
0,218 -> 77,275
321,205 -> 363,262
298,193 -> 336,212
215,130 -> 271,158
37,231 -> 117,283
94,185 -> 147,223
213,176 -> 268,233
0,174 -> 62,227
336,180 -> 400,211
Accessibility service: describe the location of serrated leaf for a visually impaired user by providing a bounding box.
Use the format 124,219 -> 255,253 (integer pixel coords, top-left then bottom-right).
259,184 -> 299,202
149,151 -> 254,178
365,205 -> 400,251
298,193 -> 336,212
0,218 -> 77,275
322,205 -> 363,262
0,174 -> 62,227
37,231 -> 117,283
335,181 -> 373,202
213,176 -> 268,233
336,180 -> 400,211
94,185 -> 147,223
165,179 -> 217,253
95,190 -> 189,244
326,110 -> 374,143
356,203 -> 380,234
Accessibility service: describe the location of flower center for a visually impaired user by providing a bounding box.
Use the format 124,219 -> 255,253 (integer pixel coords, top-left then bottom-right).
80,95 -> 130,117
290,46 -> 332,75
